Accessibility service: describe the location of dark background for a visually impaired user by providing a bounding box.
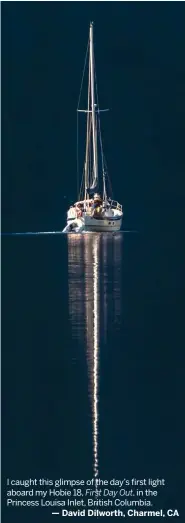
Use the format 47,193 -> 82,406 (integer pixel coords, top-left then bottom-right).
1,2 -> 185,522
2,1 -> 185,234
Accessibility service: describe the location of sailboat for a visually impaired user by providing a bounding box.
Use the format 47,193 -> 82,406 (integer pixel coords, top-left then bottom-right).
63,22 -> 123,233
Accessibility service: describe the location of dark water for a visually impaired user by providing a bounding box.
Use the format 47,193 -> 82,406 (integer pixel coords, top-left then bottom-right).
2,231 -> 184,521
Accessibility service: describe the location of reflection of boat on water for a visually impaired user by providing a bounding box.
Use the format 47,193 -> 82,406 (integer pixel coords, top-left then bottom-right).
63,22 -> 123,233
68,233 -> 123,478
84,234 -> 100,478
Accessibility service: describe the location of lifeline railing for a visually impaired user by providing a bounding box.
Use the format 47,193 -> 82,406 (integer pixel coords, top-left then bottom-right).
108,199 -> 123,212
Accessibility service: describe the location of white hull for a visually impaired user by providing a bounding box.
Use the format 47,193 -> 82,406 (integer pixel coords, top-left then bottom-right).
63,213 -> 123,233
83,214 -> 122,232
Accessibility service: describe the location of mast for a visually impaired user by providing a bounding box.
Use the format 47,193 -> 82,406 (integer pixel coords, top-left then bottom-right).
89,22 -> 98,191
84,57 -> 91,203
78,22 -> 109,201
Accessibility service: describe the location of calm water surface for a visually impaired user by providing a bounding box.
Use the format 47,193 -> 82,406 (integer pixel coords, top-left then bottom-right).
2,231 -> 183,521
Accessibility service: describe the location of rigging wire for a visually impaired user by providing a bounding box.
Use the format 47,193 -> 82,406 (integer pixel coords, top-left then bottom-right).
94,50 -> 109,200
76,29 -> 112,202
103,155 -> 114,199
77,37 -> 90,200
95,89 -> 113,199
84,57 -> 91,201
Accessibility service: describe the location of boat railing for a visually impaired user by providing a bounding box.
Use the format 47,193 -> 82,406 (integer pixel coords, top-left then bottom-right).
70,199 -> 122,214
108,199 -> 122,212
